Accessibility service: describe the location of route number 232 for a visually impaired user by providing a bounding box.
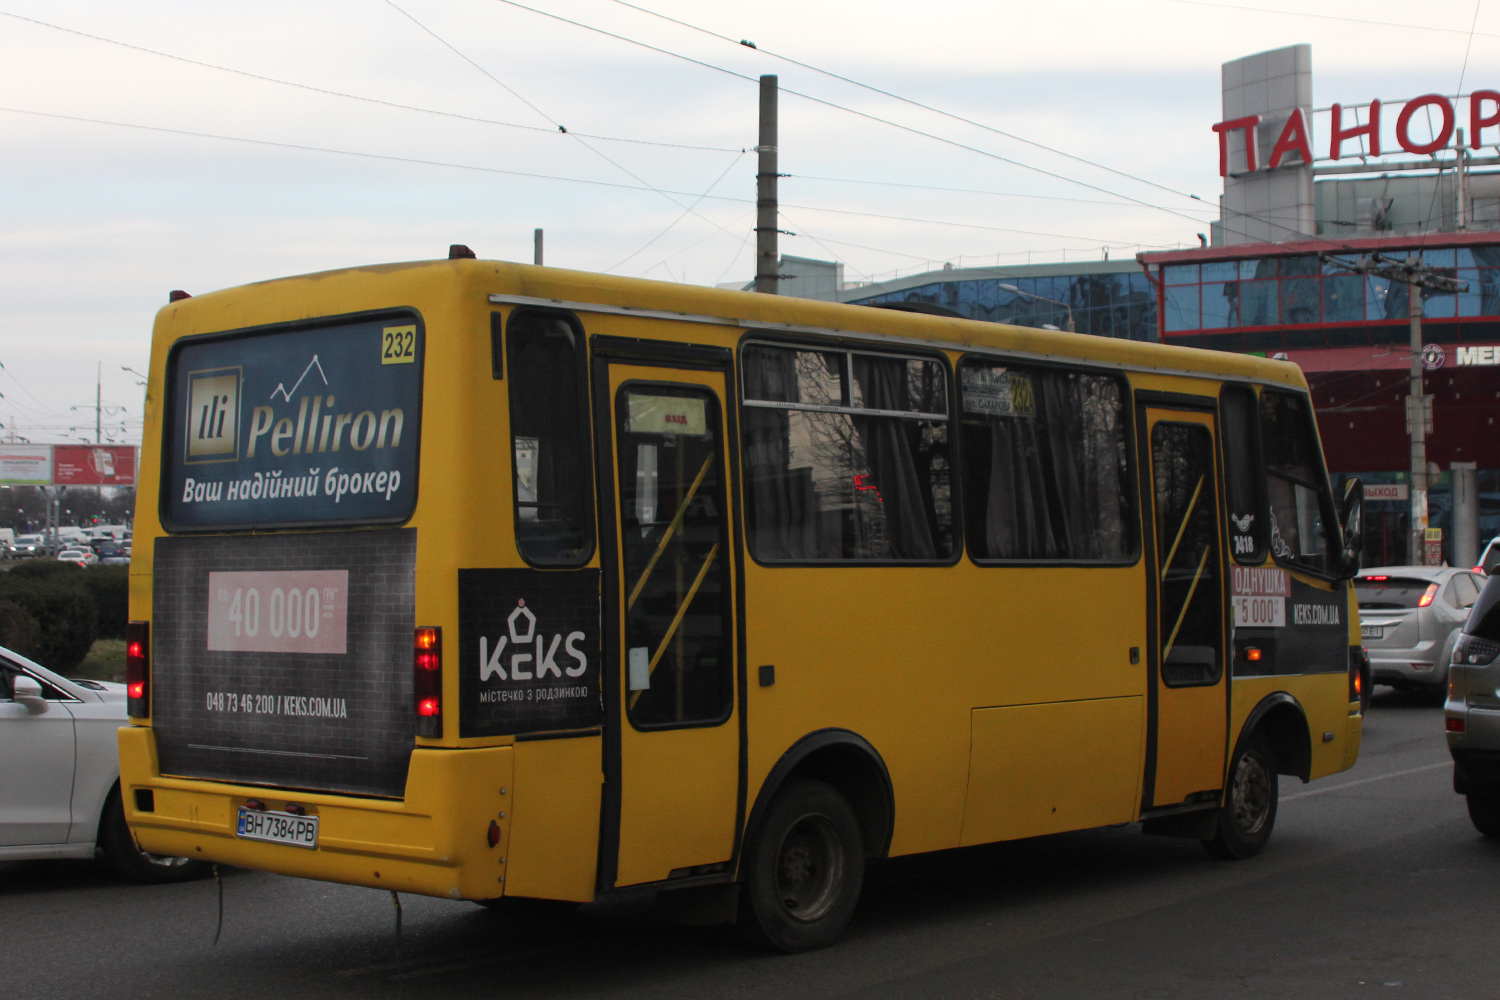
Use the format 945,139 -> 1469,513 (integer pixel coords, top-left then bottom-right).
381,325 -> 416,365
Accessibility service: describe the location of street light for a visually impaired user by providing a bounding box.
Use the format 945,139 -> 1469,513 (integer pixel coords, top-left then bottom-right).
1000,283 -> 1075,332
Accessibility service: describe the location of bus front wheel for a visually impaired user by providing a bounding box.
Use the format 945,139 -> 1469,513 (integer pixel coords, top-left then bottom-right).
1203,734 -> 1278,860
738,780 -> 864,952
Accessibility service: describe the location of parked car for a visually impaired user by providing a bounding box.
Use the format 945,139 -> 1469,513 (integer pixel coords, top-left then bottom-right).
56,548 -> 98,567
1355,566 -> 1484,698
0,651 -> 209,882
1445,574 -> 1500,836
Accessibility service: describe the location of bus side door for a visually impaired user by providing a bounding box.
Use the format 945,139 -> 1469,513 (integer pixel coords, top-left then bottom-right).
1141,405 -> 1230,809
594,348 -> 742,889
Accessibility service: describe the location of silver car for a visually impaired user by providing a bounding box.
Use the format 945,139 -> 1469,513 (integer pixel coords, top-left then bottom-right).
1445,574 -> 1500,836
1356,566 -> 1485,697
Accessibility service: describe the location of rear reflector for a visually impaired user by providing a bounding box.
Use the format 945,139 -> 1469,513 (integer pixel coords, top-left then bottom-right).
414,626 -> 442,738
1447,717 -> 1466,733
125,621 -> 149,718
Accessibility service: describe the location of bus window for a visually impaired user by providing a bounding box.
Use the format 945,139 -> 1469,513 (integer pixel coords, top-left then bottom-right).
741,343 -> 954,562
1220,384 -> 1265,564
506,310 -> 594,566
958,360 -> 1133,562
1259,390 -> 1335,574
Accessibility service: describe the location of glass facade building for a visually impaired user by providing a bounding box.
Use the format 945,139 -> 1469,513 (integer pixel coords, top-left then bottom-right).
1162,246 -> 1500,339
840,265 -> 1158,342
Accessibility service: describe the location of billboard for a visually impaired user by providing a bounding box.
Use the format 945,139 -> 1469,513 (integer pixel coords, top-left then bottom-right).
53,445 -> 137,486
0,445 -> 54,486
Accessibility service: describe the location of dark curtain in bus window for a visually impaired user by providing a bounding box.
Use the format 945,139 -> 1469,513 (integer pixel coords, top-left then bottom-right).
1259,391 -> 1334,574
506,311 -> 593,565
960,362 -> 1132,561
615,387 -> 731,727
741,344 -> 953,562
1152,422 -> 1222,687
1220,384 -> 1265,564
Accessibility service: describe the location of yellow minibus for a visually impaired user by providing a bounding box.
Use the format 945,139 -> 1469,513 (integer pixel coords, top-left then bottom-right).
120,255 -> 1365,951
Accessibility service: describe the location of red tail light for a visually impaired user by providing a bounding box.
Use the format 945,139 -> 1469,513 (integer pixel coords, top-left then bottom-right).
125,621 -> 149,718
1418,583 -> 1439,608
414,626 -> 442,738
1447,717 -> 1466,733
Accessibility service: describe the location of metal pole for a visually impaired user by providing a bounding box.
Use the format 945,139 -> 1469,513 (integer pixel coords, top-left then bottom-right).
754,74 -> 779,295
1408,262 -> 1428,565
533,228 -> 543,266
1457,128 -> 1469,231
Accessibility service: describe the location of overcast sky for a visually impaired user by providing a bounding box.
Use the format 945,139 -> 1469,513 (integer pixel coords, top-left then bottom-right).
0,0 -> 1493,444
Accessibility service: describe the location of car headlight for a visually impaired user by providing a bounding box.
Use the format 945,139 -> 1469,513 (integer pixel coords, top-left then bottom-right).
1454,633 -> 1500,665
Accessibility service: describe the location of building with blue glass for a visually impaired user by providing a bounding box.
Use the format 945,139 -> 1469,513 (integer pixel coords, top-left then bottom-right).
836,260 -> 1158,342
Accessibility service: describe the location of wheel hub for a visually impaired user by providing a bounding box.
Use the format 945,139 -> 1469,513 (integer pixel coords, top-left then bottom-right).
1231,750 -> 1272,836
773,813 -> 843,922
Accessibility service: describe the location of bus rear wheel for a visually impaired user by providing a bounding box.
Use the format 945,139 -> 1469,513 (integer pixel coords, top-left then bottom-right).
738,780 -> 864,952
1203,734 -> 1278,860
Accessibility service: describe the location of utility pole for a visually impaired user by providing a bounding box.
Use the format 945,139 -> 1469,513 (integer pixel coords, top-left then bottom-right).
95,362 -> 102,443
534,228 -> 544,266
1323,252 -> 1466,565
754,74 -> 779,295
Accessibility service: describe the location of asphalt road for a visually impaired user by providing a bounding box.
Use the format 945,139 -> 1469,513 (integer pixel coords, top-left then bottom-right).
7,690 -> 1496,999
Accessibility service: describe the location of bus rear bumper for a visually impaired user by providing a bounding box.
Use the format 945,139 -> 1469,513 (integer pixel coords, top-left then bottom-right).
117,725 -> 513,901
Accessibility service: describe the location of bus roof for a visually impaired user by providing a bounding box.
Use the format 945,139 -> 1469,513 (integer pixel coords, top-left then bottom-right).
156,258 -> 1309,392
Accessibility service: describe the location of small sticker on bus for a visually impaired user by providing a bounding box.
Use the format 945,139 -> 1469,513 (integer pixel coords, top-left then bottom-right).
381,325 -> 416,364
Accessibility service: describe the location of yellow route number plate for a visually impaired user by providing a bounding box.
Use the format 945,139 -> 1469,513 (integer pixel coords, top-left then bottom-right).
381,325 -> 416,365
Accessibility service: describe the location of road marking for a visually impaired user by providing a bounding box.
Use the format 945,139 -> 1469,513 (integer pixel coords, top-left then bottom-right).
1279,761 -> 1449,803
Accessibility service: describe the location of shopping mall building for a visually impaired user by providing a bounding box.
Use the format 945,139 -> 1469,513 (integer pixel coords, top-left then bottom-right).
793,44 -> 1500,569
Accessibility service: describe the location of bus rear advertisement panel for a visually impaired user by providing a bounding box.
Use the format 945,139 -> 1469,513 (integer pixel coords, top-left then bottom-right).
162,311 -> 422,531
152,529 -> 417,798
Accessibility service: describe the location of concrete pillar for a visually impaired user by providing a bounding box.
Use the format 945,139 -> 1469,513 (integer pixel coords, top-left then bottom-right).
1453,461 -> 1479,569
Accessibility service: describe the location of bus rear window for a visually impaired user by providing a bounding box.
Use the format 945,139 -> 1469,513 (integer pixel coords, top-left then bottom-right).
506,309 -> 594,566
161,311 -> 423,531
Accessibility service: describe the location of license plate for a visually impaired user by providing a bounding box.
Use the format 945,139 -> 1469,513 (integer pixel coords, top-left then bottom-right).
236,808 -> 318,849
1361,624 -> 1383,639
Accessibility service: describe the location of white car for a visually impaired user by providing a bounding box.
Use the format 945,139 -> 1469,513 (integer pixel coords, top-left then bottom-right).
1,651 -> 208,882
56,548 -> 98,567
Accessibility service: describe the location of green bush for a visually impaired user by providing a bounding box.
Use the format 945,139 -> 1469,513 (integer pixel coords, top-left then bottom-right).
7,559 -> 86,581
0,578 -> 97,673
0,598 -> 41,661
80,565 -> 128,640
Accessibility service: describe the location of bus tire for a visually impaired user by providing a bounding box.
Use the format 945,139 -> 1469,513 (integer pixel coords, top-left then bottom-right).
98,788 -> 210,884
1203,734 -> 1278,860
1466,792 -> 1500,837
738,780 -> 864,952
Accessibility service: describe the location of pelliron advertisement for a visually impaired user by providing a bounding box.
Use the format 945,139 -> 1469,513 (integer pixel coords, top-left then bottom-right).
161,311 -> 422,530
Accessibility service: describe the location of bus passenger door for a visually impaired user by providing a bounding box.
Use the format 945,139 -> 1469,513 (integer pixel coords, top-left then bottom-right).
1141,406 -> 1229,809
595,356 -> 741,889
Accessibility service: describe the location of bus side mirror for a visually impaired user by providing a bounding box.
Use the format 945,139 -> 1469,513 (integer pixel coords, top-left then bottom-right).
1338,477 -> 1364,579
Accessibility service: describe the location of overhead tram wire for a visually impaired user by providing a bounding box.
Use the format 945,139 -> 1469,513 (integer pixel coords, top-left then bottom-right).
5,6 -> 1246,240
608,0 -> 1206,206
1158,0 -> 1500,39
607,150 -> 749,273
786,174 -> 1219,213
384,0 -> 755,253
0,8 -> 739,154
486,0 -> 1304,245
0,106 -> 1141,251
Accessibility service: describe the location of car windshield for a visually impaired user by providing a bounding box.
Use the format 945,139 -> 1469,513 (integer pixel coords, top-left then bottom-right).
1356,577 -> 1436,609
